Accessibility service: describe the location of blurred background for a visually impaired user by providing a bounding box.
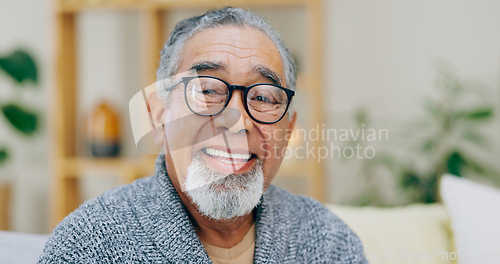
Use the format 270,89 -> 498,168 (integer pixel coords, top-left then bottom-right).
0,0 -> 499,235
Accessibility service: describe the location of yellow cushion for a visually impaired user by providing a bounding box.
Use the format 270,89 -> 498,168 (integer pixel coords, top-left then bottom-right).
326,204 -> 454,264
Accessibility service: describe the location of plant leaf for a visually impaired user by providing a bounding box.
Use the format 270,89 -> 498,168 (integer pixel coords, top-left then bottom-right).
0,148 -> 9,165
354,108 -> 368,126
423,98 -> 440,118
459,153 -> 489,175
460,107 -> 493,121
421,138 -> 435,152
422,174 -> 438,203
462,130 -> 486,148
0,50 -> 38,84
1,103 -> 38,135
446,151 -> 465,177
401,171 -> 420,189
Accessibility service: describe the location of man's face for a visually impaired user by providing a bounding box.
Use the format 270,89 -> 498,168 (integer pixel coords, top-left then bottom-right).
159,25 -> 296,218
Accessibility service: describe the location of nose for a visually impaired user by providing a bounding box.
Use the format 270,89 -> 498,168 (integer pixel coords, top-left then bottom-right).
213,90 -> 254,134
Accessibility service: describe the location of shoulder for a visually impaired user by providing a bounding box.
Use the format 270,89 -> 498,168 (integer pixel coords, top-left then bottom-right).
38,176 -> 156,263
265,185 -> 368,263
69,175 -> 158,223
59,175 -> 156,227
264,185 -> 340,224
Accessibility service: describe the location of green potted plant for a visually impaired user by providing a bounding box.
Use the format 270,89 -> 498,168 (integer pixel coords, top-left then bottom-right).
398,66 -> 496,203
344,65 -> 497,206
0,49 -> 40,229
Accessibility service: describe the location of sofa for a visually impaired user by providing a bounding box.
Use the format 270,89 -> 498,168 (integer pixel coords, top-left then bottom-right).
0,230 -> 48,263
330,174 -> 500,264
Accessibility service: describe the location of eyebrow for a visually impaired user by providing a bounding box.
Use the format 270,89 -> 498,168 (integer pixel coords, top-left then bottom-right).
255,65 -> 282,86
188,61 -> 282,86
189,61 -> 225,72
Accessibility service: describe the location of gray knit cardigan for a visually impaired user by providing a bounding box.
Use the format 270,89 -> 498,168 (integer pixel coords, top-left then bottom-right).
39,154 -> 368,263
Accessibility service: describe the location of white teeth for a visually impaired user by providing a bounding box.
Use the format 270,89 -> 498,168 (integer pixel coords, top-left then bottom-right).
205,148 -> 251,160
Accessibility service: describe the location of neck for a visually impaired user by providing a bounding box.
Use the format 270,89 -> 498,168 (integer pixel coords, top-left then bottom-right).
193,208 -> 254,248
179,191 -> 254,248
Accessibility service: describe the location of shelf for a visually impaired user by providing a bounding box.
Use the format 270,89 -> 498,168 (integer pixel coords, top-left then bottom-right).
55,0 -> 315,13
56,157 -> 155,187
63,155 -> 154,173
51,1 -> 324,229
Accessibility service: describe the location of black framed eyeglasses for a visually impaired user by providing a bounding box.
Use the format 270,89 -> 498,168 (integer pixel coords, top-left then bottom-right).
167,75 -> 295,124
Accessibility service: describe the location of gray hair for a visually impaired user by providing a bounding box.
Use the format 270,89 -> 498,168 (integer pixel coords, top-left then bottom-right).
156,7 -> 297,91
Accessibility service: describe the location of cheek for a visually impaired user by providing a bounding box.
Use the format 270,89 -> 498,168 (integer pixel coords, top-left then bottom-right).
162,100 -> 202,183
163,111 -> 192,152
260,125 -> 291,181
263,125 -> 291,150
162,92 -> 200,151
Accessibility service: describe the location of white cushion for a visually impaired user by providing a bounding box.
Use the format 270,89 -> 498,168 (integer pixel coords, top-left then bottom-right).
440,174 -> 500,264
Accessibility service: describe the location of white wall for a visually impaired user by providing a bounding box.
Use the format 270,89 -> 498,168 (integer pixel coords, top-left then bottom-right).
324,0 -> 500,203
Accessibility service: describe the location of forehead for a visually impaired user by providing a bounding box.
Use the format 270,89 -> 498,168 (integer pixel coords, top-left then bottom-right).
176,26 -> 285,84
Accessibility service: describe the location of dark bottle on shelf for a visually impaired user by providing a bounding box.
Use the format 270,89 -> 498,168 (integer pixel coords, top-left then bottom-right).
87,101 -> 121,157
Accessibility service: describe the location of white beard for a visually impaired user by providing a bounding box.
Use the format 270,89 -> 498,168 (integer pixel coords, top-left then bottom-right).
184,154 -> 264,220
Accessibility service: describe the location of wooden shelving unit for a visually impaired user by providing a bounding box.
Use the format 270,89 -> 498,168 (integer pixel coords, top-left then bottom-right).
51,0 -> 324,229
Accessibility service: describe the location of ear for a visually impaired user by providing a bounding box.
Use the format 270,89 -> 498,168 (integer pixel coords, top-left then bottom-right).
283,109 -> 297,146
148,91 -> 164,126
287,109 -> 297,132
147,91 -> 165,146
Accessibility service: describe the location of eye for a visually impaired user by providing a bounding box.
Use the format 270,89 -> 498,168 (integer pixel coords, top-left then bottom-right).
254,95 -> 273,103
200,89 -> 218,95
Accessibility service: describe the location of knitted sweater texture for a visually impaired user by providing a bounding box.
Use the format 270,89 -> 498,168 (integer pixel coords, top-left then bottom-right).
39,154 -> 368,263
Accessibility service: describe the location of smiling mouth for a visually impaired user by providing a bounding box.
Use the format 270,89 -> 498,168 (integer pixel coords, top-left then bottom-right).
201,147 -> 257,165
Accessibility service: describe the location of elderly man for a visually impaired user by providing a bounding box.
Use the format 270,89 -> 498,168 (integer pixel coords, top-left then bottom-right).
39,7 -> 367,263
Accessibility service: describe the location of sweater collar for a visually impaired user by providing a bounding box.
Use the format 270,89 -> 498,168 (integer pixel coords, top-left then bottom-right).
145,153 -> 282,263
